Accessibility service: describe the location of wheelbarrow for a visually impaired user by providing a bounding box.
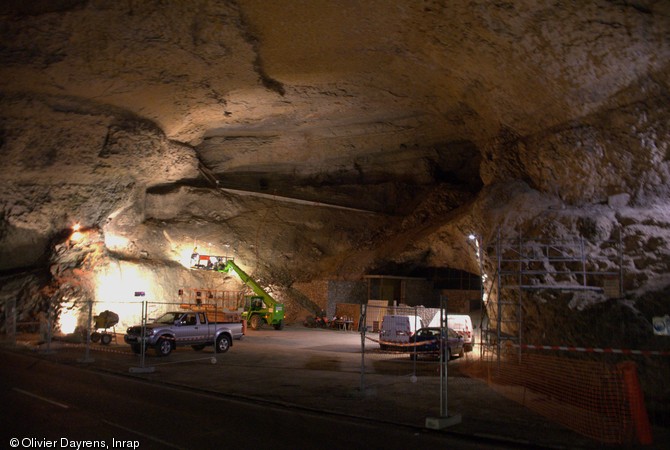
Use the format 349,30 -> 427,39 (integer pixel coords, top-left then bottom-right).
90,310 -> 119,345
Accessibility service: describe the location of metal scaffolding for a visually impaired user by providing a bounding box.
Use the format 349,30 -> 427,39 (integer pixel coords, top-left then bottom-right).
482,228 -> 624,363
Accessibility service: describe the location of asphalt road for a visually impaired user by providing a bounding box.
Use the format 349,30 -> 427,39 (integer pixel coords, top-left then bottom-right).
1,349 -> 516,450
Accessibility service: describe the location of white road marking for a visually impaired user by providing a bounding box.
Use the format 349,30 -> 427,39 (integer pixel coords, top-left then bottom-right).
102,420 -> 186,450
13,388 -> 69,409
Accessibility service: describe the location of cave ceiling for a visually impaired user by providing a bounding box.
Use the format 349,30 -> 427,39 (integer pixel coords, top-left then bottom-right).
1,0 -> 669,291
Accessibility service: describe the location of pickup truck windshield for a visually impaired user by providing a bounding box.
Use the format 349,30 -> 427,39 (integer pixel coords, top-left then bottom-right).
155,312 -> 183,324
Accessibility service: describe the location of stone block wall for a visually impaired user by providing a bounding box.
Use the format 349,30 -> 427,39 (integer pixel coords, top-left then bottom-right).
327,280 -> 367,317
440,289 -> 481,313
291,280 -> 329,322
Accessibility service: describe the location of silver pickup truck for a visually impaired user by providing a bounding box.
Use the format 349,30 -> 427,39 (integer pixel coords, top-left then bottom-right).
124,310 -> 244,356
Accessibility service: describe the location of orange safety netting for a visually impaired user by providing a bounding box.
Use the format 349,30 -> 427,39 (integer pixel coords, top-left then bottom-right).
460,353 -> 652,445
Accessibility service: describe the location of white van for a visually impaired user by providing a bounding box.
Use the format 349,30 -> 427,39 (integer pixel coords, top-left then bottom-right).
379,315 -> 424,350
429,313 -> 475,352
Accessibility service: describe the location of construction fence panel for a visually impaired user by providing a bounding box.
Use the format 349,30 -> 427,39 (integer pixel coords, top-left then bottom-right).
358,304 -> 479,421
0,297 -> 58,350
0,298 -> 18,345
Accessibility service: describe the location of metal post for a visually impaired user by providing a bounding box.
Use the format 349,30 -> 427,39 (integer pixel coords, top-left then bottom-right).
140,300 -> 147,364
410,306 -> 418,382
439,296 -> 446,415
518,292 -> 523,364
516,232 -> 522,364
619,227 -> 623,298
78,300 -> 94,363
359,303 -> 367,394
8,298 -> 17,346
478,237 -> 483,359
411,306 -> 417,374
425,295 -> 461,429
581,237 -> 587,286
43,301 -> 54,354
130,299 -> 155,373
496,228 -> 502,366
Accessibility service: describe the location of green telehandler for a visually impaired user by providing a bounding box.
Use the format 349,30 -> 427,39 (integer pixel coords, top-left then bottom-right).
189,253 -> 285,330
217,259 -> 285,330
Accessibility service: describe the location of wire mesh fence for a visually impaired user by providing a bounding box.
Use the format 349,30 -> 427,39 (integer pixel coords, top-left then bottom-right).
460,351 -> 657,445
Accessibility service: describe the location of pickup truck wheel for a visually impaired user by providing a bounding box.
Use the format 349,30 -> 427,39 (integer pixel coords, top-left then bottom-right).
191,344 -> 206,351
249,315 -> 262,330
155,337 -> 172,356
215,335 -> 231,353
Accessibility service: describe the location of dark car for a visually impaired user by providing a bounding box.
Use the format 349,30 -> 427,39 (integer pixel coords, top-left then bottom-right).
409,327 -> 464,360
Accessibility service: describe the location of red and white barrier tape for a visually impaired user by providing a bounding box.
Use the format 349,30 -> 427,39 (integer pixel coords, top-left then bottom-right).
365,335 -> 414,347
515,344 -> 670,356
64,342 -> 131,355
